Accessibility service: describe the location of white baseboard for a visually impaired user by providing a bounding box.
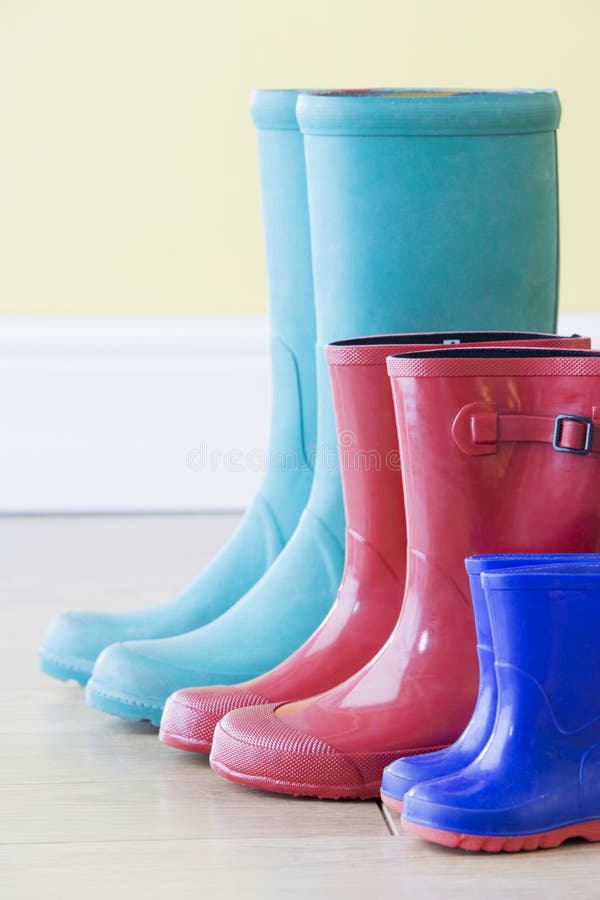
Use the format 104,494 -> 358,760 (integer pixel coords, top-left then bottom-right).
1,312 -> 599,513
0,315 -> 271,513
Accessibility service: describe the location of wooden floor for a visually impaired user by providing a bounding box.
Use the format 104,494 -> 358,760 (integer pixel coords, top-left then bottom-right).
1,515 -> 599,899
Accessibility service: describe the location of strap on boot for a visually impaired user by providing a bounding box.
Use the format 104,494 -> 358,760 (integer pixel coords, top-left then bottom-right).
452,402 -> 600,456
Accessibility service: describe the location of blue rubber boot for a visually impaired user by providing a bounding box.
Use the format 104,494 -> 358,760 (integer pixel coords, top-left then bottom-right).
402,561 -> 600,852
85,89 -> 562,724
381,553 -> 600,813
39,90 -> 317,686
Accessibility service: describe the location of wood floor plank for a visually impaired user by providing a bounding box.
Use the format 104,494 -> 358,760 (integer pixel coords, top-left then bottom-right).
0,515 -> 386,860
2,515 -> 599,899
0,778 -> 384,844
3,835 -> 599,900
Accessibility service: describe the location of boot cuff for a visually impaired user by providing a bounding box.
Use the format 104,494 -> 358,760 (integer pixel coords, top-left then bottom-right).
387,347 -> 600,378
327,333 -> 589,367
250,90 -> 302,131
297,89 -> 560,137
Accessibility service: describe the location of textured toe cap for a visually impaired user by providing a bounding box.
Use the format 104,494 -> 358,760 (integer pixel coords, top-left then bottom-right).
159,686 -> 270,753
210,704 -> 388,799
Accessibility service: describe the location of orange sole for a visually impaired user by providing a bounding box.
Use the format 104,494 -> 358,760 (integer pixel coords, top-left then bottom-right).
402,817 -> 600,853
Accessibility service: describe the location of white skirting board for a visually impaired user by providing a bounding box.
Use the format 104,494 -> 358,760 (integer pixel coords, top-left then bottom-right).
0,316 -> 271,513
1,312 -> 599,513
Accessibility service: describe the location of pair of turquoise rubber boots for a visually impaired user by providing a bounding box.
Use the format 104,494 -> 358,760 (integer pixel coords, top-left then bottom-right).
40,88 -> 562,725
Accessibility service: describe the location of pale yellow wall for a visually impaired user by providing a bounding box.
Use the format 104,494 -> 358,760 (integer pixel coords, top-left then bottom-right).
0,0 -> 598,315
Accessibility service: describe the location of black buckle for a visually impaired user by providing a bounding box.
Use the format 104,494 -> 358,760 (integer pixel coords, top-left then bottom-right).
553,414 -> 593,455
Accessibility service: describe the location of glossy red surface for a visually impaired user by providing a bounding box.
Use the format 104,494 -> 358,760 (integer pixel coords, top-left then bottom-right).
160,337 -> 410,750
210,341 -> 600,797
162,333 -> 587,753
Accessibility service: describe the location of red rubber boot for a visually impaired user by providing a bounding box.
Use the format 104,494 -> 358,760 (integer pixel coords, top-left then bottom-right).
159,333 -> 407,750
210,344 -> 600,799
160,332 -> 587,753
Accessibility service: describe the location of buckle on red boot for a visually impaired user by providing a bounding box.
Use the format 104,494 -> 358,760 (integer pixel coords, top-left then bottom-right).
553,415 -> 594,455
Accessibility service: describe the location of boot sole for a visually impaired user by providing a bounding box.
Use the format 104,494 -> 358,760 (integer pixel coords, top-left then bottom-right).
380,791 -> 403,813
159,728 -> 211,754
39,649 -> 92,686
85,682 -> 162,727
210,756 -> 380,800
402,817 -> 600,852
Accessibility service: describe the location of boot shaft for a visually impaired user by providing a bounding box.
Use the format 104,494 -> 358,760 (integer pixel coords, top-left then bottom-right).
250,91 -> 316,364
326,340 -> 405,573
297,89 -> 561,339
387,348 -> 600,581
384,345 -> 600,722
297,89 -> 561,540
250,91 -> 317,531
327,332 -> 590,569
484,563 -> 600,733
466,551 -> 600,650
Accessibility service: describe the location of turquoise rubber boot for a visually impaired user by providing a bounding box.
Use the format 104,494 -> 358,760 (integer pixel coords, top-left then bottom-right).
86,88 -> 562,724
298,89 -> 560,333
39,90 -> 317,686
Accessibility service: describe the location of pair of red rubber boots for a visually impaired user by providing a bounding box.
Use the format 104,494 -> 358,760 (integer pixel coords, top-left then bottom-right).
160,332 -> 600,800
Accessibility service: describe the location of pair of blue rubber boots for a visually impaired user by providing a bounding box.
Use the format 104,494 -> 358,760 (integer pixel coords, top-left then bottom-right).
40,90 -> 563,730
382,554 -> 600,852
